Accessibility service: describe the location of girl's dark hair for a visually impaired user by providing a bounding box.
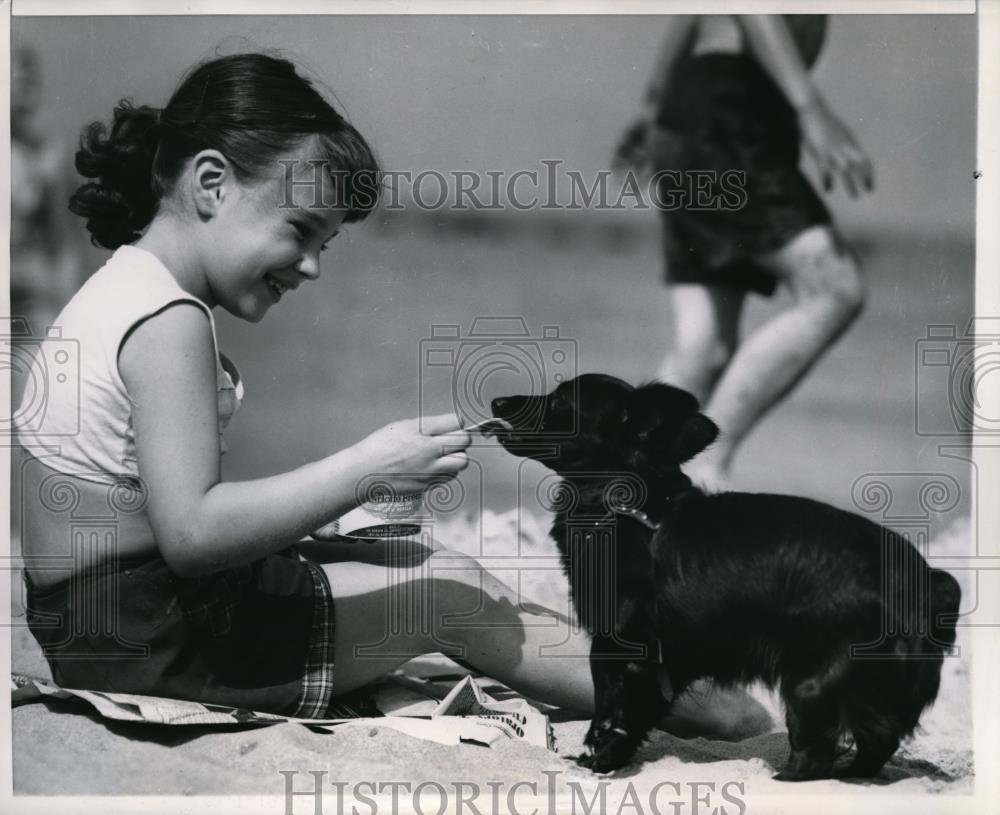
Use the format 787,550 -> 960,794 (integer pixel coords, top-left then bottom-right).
70,53 -> 381,250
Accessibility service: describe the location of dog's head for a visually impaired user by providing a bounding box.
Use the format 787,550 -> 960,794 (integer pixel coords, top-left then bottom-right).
490,373 -> 718,475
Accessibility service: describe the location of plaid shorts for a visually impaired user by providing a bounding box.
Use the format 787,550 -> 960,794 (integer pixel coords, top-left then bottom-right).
295,561 -> 336,717
25,548 -> 337,717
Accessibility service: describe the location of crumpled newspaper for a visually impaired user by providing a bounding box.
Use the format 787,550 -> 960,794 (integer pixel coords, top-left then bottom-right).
434,674 -> 553,748
11,673 -> 289,726
11,673 -> 554,750
318,675 -> 554,749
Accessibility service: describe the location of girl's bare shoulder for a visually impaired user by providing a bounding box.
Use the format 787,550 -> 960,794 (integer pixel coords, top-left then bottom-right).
118,301 -> 216,392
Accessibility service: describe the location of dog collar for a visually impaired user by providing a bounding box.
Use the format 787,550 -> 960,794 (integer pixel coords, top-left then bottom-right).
607,504 -> 662,531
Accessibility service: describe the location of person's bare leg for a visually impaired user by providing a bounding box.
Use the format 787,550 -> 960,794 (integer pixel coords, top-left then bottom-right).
694,226 -> 864,481
658,680 -> 774,741
319,539 -> 772,738
323,540 -> 594,710
658,283 -> 745,404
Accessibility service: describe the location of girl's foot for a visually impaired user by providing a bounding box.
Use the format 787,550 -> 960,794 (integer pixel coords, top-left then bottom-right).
659,682 -> 774,741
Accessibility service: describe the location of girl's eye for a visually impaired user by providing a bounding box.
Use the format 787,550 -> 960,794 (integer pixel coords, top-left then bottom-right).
292,222 -> 337,251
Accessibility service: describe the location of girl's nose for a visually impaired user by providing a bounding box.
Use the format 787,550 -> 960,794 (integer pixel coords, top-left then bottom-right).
297,250 -> 321,281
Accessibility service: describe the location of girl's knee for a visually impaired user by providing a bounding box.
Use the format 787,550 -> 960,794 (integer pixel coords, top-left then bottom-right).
423,551 -> 528,648
426,547 -> 489,590
421,535 -> 449,554
413,546 -> 489,599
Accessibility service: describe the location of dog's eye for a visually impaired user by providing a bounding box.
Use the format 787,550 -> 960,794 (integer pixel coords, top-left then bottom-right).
548,391 -> 568,407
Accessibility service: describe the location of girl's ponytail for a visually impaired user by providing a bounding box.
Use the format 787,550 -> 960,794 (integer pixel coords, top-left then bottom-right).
70,54 -> 381,250
69,100 -> 162,250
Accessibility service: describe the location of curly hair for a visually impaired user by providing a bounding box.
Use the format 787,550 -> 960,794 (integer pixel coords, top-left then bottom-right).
70,52 -> 381,249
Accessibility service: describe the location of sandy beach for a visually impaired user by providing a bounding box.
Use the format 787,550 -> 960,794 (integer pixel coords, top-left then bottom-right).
11,509 -> 973,801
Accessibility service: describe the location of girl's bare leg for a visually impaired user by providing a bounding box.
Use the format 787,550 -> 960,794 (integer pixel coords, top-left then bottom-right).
317,539 -> 772,738
321,539 -> 593,710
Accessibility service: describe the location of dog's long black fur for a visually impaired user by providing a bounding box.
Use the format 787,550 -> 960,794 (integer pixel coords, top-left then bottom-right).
492,374 -> 960,780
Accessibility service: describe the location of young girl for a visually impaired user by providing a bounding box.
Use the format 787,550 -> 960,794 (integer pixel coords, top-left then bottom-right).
16,52 -> 767,736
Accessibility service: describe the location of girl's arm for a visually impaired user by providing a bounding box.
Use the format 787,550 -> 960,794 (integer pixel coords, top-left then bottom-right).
120,304 -> 469,577
738,15 -> 874,196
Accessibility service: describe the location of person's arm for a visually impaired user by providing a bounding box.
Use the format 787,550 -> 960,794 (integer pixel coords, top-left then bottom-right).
119,303 -> 470,577
614,16 -> 697,172
642,15 -> 698,117
737,15 -> 819,109
738,15 -> 874,196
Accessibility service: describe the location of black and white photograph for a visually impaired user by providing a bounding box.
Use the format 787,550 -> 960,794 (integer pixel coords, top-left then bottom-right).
4,1 -> 998,813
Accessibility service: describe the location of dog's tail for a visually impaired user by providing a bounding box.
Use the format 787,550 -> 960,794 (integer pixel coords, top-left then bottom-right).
845,565 -> 961,775
899,567 -> 961,729
928,567 -> 961,647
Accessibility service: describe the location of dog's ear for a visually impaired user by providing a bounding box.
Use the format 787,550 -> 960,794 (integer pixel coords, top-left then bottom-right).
623,382 -> 719,467
668,413 -> 719,463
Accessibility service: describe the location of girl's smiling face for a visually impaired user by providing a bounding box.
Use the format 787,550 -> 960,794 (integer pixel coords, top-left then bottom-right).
203,144 -> 348,322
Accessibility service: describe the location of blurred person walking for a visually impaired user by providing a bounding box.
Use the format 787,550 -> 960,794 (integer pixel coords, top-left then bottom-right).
616,15 -> 873,487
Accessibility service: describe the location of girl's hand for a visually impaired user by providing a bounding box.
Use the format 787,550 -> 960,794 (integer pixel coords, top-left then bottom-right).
798,99 -> 874,198
350,413 -> 471,495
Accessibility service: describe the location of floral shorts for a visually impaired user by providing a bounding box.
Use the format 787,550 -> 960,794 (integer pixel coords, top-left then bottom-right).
653,53 -> 832,296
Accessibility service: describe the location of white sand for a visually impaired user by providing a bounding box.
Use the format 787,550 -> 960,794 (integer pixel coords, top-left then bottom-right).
10,510 -> 973,797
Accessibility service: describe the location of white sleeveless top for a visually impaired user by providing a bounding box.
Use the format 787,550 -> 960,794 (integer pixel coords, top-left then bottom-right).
14,245 -> 243,484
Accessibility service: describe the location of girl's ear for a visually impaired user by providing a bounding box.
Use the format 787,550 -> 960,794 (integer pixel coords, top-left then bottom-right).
191,149 -> 230,217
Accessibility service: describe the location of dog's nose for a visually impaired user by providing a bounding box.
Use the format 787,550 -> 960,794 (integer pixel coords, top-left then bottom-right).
491,396 -> 511,416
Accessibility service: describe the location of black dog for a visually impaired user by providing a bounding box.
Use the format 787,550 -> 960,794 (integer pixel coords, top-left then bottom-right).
491,374 -> 960,780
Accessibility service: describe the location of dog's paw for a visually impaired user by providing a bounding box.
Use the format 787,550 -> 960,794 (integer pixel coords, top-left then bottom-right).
580,723 -> 639,774
584,745 -> 635,774
773,768 -> 828,782
773,752 -> 835,782
572,750 -> 622,775
585,719 -> 627,746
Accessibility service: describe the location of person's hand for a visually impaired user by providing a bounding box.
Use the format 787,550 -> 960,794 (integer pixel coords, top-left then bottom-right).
350,413 -> 471,495
614,115 -> 684,181
798,99 -> 874,198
